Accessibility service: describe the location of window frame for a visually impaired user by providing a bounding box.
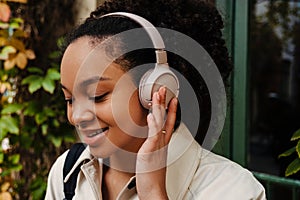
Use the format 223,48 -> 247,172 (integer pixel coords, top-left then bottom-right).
215,0 -> 249,166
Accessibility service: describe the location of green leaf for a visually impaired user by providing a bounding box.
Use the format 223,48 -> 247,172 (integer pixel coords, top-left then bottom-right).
41,124 -> 48,135
46,68 -> 60,80
44,107 -> 56,117
64,134 -> 76,143
30,176 -> 46,189
1,103 -> 23,114
27,67 -> 44,74
28,78 -> 43,93
24,101 -> 39,116
291,129 -> 300,141
0,124 -> 8,140
21,74 -> 42,85
35,112 -> 47,125
9,154 -> 20,164
279,146 -> 296,158
296,140 -> 300,158
11,17 -> 24,24
49,136 -> 62,148
50,62 -> 59,69
48,51 -> 61,59
0,153 -> 4,164
1,169 -> 11,177
286,158 -> 300,176
19,131 -> 33,149
32,184 -> 47,200
30,177 -> 47,200
9,22 -> 20,29
9,164 -> 23,172
0,116 -> 19,134
42,77 -> 55,94
52,119 -> 59,127
57,37 -> 65,48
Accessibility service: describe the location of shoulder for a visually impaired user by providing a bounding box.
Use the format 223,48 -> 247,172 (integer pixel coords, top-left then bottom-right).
45,145 -> 93,199
187,148 -> 266,199
45,150 -> 69,199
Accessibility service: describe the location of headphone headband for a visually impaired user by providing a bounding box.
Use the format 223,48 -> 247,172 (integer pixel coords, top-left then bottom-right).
101,12 -> 167,64
101,12 -> 179,109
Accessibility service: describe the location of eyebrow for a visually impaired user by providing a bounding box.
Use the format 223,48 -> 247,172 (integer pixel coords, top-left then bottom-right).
80,76 -> 111,87
60,76 -> 111,93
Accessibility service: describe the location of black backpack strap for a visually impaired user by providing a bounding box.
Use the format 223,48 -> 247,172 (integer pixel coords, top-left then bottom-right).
63,143 -> 86,200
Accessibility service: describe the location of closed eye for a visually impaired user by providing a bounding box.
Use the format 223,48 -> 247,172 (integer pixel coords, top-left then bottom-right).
89,92 -> 109,103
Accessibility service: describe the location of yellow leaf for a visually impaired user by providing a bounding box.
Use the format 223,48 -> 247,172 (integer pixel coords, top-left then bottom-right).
1,182 -> 10,192
12,29 -> 25,38
0,192 -> 13,200
25,49 -> 35,59
16,52 -> 27,69
0,3 -> 11,22
9,38 -> 25,52
4,58 -> 16,70
0,37 -> 7,46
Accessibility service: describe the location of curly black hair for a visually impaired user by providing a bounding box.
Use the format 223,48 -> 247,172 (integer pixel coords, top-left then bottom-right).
63,0 -> 232,145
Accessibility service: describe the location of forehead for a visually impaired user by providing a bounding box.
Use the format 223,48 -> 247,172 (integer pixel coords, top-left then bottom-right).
60,37 -> 125,89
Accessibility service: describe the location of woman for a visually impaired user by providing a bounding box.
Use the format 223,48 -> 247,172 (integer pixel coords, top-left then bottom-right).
45,1 -> 266,199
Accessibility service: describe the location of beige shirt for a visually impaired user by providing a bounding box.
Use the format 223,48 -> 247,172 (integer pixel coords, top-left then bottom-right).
45,124 -> 266,200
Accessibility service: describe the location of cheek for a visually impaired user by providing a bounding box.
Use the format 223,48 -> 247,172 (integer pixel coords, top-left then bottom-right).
94,103 -> 113,122
109,90 -> 148,137
129,92 -> 148,126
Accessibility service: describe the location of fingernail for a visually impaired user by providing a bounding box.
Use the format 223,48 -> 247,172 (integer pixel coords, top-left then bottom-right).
156,92 -> 160,101
162,86 -> 166,94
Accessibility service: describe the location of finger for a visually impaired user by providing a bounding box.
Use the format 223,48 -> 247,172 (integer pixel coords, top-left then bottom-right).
158,87 -> 167,121
158,87 -> 166,109
153,87 -> 168,126
144,113 -> 164,152
147,112 -> 160,138
151,92 -> 165,131
164,97 -> 178,143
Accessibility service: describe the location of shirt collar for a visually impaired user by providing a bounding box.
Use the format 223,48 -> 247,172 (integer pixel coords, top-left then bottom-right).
64,147 -> 94,183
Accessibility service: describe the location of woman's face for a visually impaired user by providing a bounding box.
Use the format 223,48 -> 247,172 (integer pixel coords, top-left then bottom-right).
60,37 -> 148,158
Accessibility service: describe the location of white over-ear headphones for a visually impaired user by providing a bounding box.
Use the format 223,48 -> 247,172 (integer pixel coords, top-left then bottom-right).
101,12 -> 179,109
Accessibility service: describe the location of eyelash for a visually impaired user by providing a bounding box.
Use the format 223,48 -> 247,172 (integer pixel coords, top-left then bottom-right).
65,98 -> 74,105
65,92 -> 109,105
88,92 -> 109,103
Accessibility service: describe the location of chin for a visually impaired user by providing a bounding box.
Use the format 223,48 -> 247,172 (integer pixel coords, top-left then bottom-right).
88,144 -> 117,159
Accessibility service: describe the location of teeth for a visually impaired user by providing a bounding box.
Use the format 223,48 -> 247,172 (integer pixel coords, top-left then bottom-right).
88,132 -> 98,137
87,128 -> 107,137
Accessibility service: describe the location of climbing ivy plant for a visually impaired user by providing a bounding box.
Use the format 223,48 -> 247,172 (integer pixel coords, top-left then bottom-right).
279,129 -> 300,177
0,1 -> 75,199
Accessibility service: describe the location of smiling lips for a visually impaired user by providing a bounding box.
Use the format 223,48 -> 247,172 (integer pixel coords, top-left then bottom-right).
87,127 -> 109,137
79,127 -> 109,146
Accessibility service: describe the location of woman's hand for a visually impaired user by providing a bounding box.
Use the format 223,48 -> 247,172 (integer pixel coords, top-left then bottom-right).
136,87 -> 178,200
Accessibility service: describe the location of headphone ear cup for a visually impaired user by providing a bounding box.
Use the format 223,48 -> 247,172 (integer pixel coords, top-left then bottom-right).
139,69 -> 154,109
139,64 -> 179,109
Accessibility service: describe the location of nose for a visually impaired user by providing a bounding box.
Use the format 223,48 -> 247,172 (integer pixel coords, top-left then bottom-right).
71,101 -> 95,128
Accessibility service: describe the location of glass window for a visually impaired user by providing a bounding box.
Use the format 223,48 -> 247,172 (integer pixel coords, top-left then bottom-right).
249,0 -> 300,178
